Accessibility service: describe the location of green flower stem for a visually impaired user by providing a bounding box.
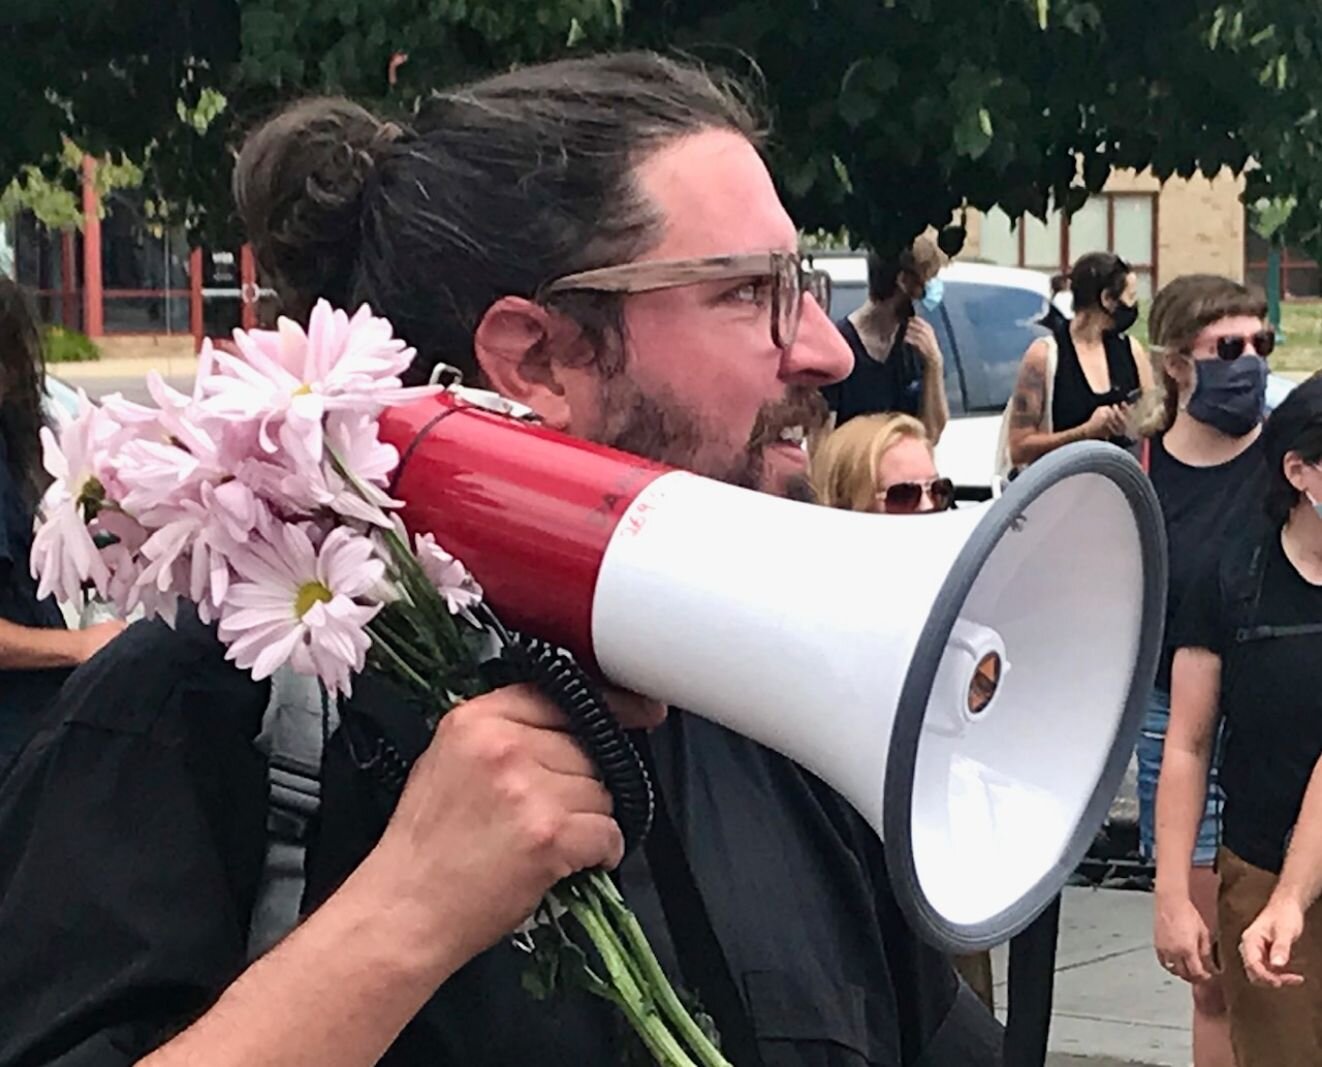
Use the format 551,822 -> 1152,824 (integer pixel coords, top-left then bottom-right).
369,611 -> 434,673
568,894 -> 699,1067
366,623 -> 433,694
588,872 -> 734,1067
346,461 -> 716,1066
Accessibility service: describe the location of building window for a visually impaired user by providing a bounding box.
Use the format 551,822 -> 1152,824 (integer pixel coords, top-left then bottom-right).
101,189 -> 191,335
981,193 -> 1158,301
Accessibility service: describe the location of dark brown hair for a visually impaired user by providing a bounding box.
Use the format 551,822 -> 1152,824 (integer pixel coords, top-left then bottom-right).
865,236 -> 944,302
1263,374 -> 1322,524
234,52 -> 764,385
1147,274 -> 1268,432
0,279 -> 49,511
1069,251 -> 1132,312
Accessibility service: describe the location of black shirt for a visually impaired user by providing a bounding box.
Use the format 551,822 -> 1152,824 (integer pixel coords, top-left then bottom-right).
0,429 -> 69,767
1049,327 -> 1139,446
0,616 -> 1002,1066
1172,531 -> 1322,873
821,318 -> 923,427
1148,433 -> 1267,691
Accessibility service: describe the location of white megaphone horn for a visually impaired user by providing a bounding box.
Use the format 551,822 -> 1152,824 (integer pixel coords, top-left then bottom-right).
380,394 -> 1166,952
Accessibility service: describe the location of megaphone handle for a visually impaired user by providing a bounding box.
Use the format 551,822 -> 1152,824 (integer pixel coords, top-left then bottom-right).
493,636 -> 655,855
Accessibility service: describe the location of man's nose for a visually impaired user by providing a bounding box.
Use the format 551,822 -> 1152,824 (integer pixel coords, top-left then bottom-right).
781,293 -> 853,385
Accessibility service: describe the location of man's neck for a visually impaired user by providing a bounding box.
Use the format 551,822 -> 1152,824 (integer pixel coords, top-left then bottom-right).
850,298 -> 905,361
1163,411 -> 1260,467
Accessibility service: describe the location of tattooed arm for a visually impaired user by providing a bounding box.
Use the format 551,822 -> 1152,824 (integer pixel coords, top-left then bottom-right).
1007,340 -> 1119,467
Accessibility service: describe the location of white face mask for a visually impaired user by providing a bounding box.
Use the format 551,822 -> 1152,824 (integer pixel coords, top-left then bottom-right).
1308,491 -> 1322,521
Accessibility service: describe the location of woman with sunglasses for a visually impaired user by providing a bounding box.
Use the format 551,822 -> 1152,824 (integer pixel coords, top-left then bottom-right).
1154,377 -> 1322,1066
811,412 -> 954,514
1143,274 -> 1275,1067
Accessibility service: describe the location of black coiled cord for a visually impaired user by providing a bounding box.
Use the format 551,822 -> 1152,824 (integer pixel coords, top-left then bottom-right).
348,608 -> 655,856
498,634 -> 655,855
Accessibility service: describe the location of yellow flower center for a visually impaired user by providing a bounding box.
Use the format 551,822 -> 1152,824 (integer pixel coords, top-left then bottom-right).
76,476 -> 106,521
295,581 -> 333,618
293,383 -> 314,397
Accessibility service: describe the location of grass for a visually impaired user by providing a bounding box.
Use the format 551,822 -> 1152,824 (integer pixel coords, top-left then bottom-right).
43,325 -> 101,364
1269,301 -> 1322,379
1132,299 -> 1322,382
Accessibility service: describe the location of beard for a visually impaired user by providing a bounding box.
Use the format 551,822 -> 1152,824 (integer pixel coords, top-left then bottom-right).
588,373 -> 826,501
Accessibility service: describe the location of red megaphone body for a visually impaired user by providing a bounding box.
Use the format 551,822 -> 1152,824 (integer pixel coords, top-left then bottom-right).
379,390 -> 1165,955
380,392 -> 672,672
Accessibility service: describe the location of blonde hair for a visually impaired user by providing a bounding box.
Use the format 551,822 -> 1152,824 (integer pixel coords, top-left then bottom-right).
811,413 -> 930,512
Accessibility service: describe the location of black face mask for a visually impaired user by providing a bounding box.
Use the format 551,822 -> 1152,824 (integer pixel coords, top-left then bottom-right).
1107,301 -> 1139,335
1186,355 -> 1268,437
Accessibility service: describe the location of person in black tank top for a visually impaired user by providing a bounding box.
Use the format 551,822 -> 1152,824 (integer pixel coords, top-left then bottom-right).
1050,323 -> 1141,449
1005,252 -> 1154,471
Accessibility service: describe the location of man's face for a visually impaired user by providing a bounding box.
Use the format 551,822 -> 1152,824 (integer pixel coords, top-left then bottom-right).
563,130 -> 852,497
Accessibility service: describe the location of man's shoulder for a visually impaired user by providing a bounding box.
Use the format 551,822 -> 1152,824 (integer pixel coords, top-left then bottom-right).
52,610 -> 269,741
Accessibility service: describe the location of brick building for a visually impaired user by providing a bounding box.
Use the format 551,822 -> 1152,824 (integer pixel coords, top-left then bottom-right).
962,167 -> 1321,301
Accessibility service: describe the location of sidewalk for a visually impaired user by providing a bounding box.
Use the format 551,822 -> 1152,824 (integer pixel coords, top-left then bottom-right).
56,336 -> 197,382
1003,886 -> 1190,1067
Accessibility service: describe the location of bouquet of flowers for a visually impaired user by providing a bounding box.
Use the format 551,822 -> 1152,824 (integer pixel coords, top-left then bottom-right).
31,300 -> 731,1067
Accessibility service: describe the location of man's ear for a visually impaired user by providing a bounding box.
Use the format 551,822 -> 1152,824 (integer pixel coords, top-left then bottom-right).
473,297 -> 582,430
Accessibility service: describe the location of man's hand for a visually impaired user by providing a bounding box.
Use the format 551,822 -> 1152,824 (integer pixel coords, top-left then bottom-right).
368,684 -> 665,968
1240,895 -> 1307,988
138,684 -> 664,1067
905,317 -> 943,368
75,620 -> 127,663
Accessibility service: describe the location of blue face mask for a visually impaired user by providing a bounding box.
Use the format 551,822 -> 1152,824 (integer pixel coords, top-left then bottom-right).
1186,355 -> 1268,437
919,276 -> 945,312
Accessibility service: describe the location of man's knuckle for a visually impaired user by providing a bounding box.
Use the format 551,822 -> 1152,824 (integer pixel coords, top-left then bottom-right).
471,726 -> 519,768
523,809 -> 563,852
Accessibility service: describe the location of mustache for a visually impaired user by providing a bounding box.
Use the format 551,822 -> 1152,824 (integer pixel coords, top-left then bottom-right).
747,388 -> 829,450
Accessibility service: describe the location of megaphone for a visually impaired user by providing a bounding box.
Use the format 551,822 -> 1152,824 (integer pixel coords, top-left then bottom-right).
380,394 -> 1166,952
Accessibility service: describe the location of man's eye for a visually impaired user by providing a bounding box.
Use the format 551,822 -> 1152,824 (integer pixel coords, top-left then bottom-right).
725,278 -> 773,305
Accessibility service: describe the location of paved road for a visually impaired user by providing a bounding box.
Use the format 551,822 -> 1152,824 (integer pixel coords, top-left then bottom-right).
65,373 -> 195,405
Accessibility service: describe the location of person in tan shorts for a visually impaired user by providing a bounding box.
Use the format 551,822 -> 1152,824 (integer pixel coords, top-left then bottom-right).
1155,376 -> 1322,1066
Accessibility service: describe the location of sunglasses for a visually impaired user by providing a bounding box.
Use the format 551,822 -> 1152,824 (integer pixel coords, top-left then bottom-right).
880,477 -> 955,515
1202,331 -> 1276,361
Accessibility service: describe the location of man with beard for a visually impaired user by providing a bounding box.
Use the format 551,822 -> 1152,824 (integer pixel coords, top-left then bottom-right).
0,54 -> 1002,1066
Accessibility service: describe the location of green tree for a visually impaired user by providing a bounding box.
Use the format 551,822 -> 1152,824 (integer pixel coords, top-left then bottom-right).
8,0 -> 1322,260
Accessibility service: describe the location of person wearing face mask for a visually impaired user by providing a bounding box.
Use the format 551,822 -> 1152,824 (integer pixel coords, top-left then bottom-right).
1154,376 -> 1322,1067
822,236 -> 950,444
1141,274 -> 1274,1067
1005,251 -> 1155,471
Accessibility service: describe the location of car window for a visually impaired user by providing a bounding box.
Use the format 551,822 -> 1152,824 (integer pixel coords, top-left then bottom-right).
829,281 -> 867,322
941,282 -> 1049,412
827,282 -> 965,415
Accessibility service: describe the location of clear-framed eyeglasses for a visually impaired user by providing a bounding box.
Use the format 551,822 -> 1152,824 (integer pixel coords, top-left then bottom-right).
538,251 -> 831,351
